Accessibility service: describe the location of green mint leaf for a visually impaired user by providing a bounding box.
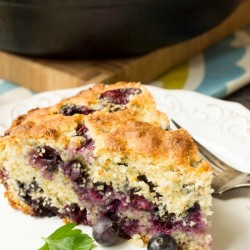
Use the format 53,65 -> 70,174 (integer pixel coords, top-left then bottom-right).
74,234 -> 94,250
38,223 -> 76,250
50,229 -> 83,240
38,244 -> 48,250
48,223 -> 76,240
38,241 -> 49,250
38,223 -> 94,250
43,237 -> 74,250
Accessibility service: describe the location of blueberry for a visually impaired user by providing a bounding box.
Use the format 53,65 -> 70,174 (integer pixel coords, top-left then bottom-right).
147,233 -> 178,250
79,105 -> 95,115
100,88 -> 142,105
32,198 -> 58,217
75,124 -> 95,150
60,104 -> 82,116
16,180 -> 57,217
61,159 -> 88,185
60,104 -> 94,116
63,204 -> 88,224
76,124 -> 88,136
30,146 -> 62,179
137,174 -> 156,192
92,217 -> 119,246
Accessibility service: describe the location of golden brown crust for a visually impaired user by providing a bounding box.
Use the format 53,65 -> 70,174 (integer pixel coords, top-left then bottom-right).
4,82 -> 165,135
60,82 -> 142,106
0,169 -> 7,188
7,114 -> 82,141
86,111 -> 212,172
4,190 -> 33,215
103,123 -> 193,160
4,114 -> 27,135
1,82 -> 169,153
1,82 -> 211,174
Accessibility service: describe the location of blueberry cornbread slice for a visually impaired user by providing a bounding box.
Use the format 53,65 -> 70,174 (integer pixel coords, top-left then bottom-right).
0,83 -> 213,250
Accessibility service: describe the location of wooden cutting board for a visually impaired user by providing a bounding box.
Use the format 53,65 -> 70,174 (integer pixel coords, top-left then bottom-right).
0,1 -> 250,92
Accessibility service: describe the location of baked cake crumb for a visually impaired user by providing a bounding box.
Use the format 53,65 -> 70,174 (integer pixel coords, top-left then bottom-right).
129,234 -> 145,247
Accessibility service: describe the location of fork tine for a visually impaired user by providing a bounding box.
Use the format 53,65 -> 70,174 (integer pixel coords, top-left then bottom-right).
171,119 -> 236,173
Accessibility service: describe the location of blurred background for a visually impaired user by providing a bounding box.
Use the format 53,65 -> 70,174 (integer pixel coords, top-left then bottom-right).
0,0 -> 250,108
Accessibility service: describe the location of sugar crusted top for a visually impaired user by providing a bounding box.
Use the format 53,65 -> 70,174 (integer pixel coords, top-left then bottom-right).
1,82 -> 211,175
4,82 -> 169,137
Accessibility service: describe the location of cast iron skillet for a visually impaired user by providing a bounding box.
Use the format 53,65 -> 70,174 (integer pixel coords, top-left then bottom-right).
0,0 -> 241,58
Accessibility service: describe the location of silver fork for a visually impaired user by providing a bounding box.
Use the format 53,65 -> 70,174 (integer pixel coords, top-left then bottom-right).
171,120 -> 250,196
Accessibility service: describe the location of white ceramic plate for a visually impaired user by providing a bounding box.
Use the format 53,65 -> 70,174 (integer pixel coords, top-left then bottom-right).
0,85 -> 250,250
